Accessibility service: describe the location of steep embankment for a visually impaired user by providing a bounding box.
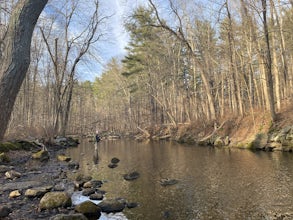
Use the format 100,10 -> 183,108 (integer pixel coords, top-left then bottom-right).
141,105 -> 293,152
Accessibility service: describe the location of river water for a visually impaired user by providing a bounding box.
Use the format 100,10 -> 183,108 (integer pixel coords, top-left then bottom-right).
66,139 -> 293,220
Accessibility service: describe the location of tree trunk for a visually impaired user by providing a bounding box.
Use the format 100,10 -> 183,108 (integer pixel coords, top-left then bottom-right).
0,0 -> 48,140
261,0 -> 276,122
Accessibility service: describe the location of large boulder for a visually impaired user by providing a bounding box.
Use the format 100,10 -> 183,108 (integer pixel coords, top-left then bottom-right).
75,200 -> 101,218
39,192 -> 72,210
97,199 -> 125,213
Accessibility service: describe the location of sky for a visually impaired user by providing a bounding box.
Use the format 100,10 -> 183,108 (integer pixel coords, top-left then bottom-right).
79,0 -> 148,81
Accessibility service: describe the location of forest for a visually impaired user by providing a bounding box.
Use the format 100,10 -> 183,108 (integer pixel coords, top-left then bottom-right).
1,0 -> 293,140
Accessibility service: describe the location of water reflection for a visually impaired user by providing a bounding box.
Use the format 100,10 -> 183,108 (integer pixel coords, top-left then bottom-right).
67,140 -> 293,220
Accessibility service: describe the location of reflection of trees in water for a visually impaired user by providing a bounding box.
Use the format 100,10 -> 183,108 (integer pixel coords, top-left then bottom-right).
93,142 -> 99,164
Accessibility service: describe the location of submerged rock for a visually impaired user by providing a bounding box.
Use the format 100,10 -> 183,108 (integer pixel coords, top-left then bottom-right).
111,157 -> 120,164
160,178 -> 178,186
39,192 -> 72,210
108,163 -> 118,168
123,171 -> 140,181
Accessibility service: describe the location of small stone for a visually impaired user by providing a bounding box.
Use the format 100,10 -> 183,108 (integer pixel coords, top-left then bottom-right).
108,163 -> 118,168
25,186 -> 52,198
68,162 -> 79,170
89,192 -> 104,200
123,171 -> 140,181
98,199 -> 125,213
9,190 -> 21,198
111,157 -> 120,164
5,170 -> 21,179
82,188 -> 96,196
126,202 -> 138,209
57,155 -> 71,162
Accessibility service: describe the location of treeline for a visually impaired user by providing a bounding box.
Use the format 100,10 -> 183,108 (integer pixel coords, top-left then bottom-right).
93,0 -> 293,133
2,0 -> 293,138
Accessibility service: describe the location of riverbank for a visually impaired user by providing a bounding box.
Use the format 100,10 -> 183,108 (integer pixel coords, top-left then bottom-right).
0,139 -> 133,219
134,107 -> 293,152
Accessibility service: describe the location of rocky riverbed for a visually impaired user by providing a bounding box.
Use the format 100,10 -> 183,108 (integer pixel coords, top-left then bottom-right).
0,139 -> 134,220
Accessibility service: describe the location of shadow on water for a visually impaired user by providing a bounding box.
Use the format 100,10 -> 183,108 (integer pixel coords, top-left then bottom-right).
67,139 -> 293,220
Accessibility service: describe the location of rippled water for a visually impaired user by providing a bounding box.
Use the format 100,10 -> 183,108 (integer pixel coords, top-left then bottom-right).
66,139 -> 293,220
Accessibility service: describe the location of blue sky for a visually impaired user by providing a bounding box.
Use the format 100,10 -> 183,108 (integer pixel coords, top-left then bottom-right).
79,0 -> 148,81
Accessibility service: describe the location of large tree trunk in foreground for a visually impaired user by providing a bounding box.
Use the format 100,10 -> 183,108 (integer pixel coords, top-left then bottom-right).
0,0 -> 48,140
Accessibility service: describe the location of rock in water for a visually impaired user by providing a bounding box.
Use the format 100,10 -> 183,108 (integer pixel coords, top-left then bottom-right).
123,171 -> 140,181
75,200 -> 101,218
39,192 -> 72,210
97,199 -> 125,213
160,178 -> 178,186
111,157 -> 120,164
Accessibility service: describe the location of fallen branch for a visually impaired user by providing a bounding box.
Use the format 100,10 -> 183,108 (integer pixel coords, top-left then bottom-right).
199,120 -> 227,142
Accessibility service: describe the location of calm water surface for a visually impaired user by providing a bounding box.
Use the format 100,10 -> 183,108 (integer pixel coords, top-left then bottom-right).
66,139 -> 293,220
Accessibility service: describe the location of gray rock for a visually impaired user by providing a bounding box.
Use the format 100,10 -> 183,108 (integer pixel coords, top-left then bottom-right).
111,157 -> 120,164
108,163 -> 118,168
0,165 -> 14,173
75,200 -> 101,218
98,199 -> 125,213
123,171 -> 140,181
39,192 -> 72,210
160,178 -> 178,186
82,188 -> 96,196
89,192 -> 104,200
0,206 -> 12,218
68,161 -> 79,170
49,213 -> 88,220
5,170 -> 21,179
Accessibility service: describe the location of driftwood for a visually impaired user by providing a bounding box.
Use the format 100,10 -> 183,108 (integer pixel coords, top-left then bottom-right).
137,127 -> 150,138
199,120 -> 227,142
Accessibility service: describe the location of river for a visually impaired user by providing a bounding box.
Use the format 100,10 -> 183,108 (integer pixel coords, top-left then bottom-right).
66,139 -> 293,220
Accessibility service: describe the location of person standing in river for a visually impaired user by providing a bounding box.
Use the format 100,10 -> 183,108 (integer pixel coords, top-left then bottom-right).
95,130 -> 101,143
93,130 -> 100,164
